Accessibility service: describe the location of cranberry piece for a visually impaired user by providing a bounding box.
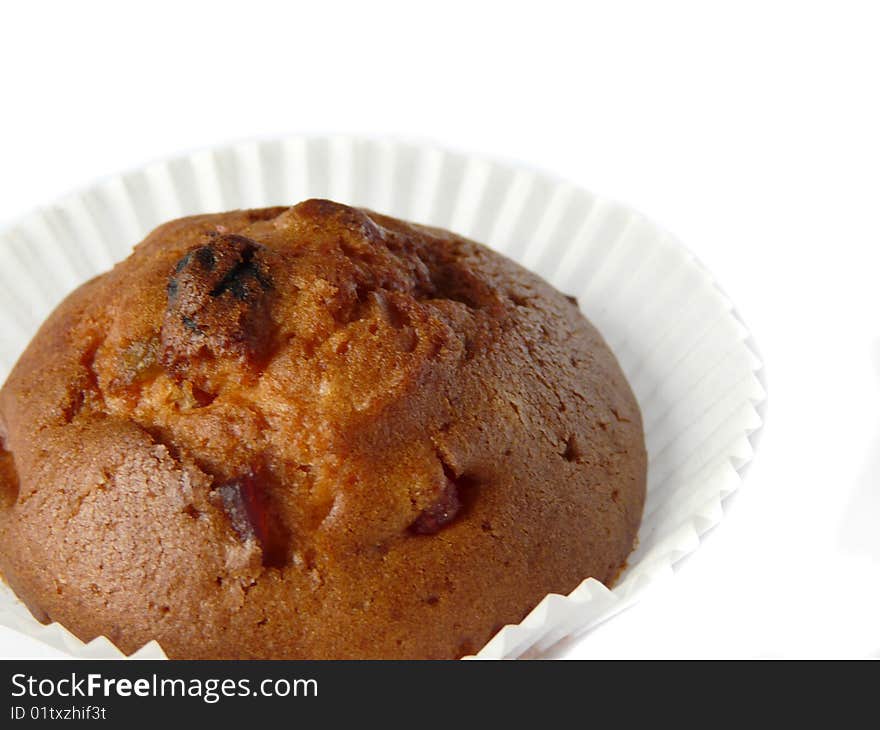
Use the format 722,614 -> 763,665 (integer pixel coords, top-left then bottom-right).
215,471 -> 289,567
162,234 -> 274,370
216,472 -> 269,546
410,478 -> 461,535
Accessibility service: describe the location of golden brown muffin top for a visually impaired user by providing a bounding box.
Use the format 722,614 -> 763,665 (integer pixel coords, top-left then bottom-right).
7,200 -> 616,561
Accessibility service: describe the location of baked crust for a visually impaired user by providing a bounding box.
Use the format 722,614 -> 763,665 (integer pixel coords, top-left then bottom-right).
0,200 -> 646,659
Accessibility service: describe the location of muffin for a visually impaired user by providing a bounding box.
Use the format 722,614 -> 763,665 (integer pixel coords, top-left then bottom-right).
0,199 -> 645,659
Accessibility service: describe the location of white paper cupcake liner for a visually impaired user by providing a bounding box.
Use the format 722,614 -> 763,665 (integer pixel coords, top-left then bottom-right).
0,136 -> 765,659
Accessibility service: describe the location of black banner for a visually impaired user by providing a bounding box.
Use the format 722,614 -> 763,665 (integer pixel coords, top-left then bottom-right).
0,659 -> 870,724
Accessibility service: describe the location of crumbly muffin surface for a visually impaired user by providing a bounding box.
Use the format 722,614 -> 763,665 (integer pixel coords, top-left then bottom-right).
0,200 -> 645,659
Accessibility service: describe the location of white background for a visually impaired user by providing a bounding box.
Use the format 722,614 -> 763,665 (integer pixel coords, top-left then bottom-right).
1,0 -> 878,658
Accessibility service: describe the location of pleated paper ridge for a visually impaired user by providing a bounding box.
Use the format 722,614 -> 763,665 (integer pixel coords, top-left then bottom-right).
0,137 -> 765,659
